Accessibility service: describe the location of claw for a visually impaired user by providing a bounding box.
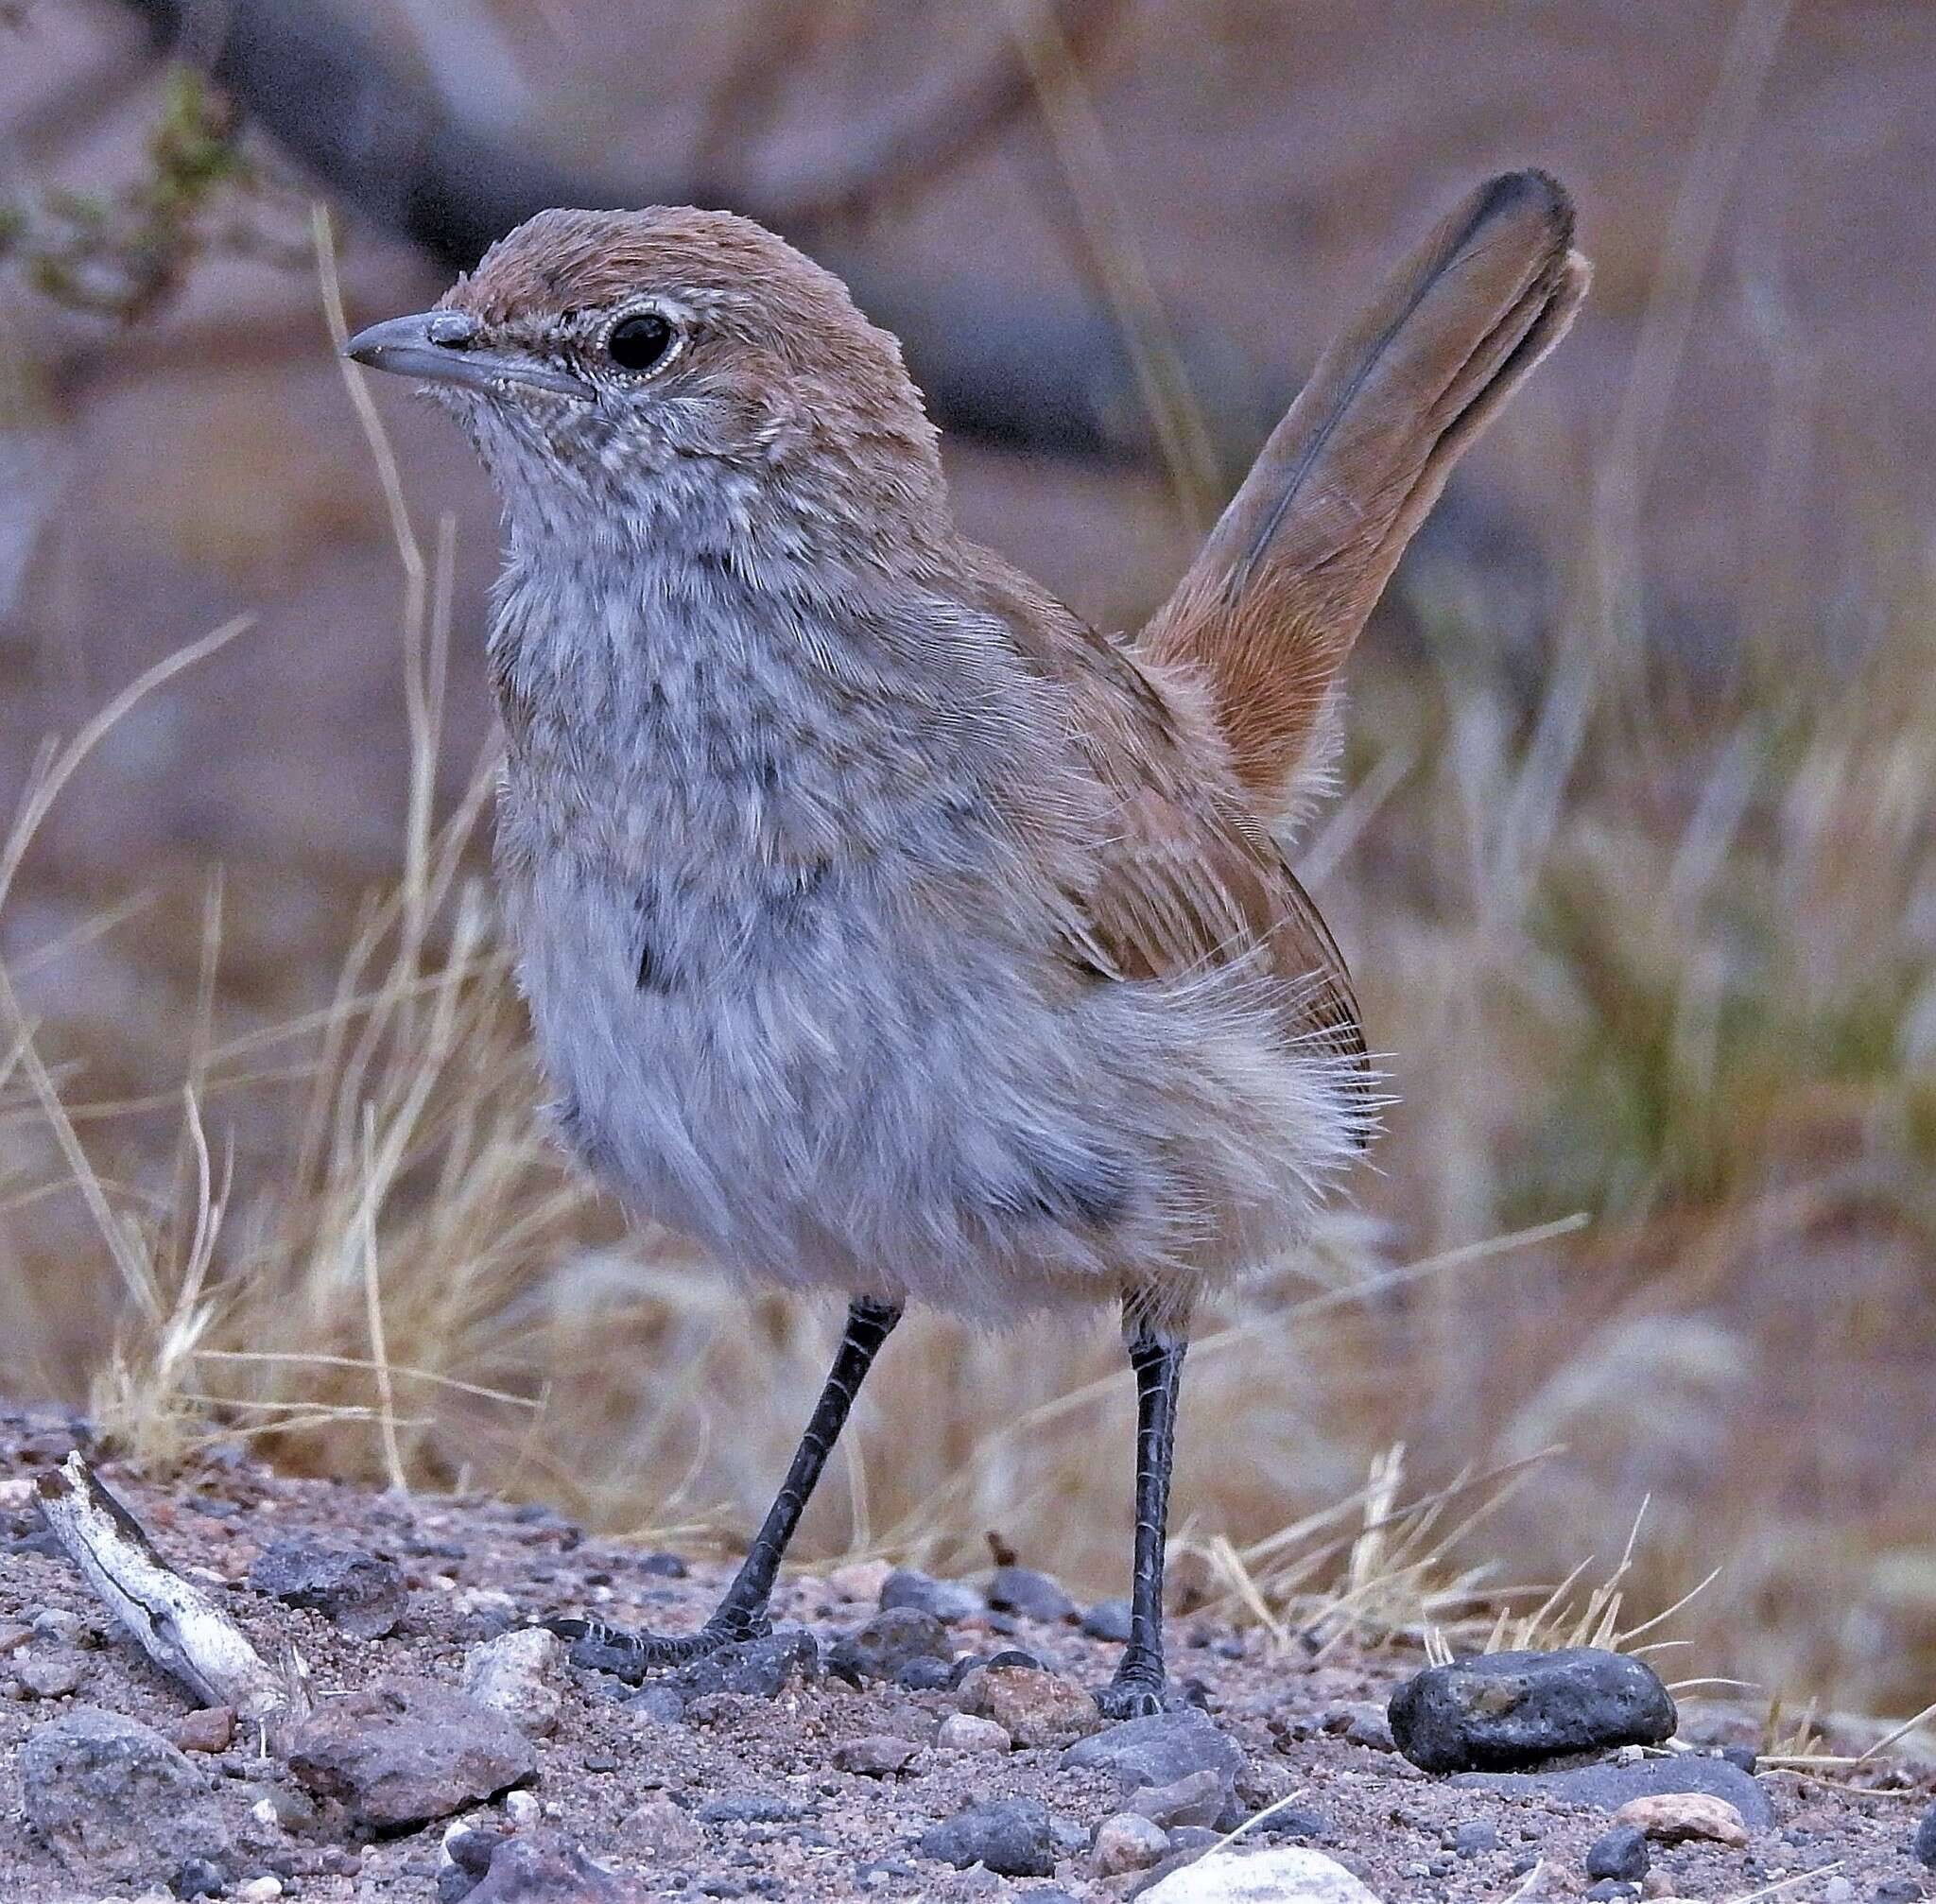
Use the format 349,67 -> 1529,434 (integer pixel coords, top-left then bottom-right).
1094,1676 -> 1167,1721
540,1611 -> 770,1684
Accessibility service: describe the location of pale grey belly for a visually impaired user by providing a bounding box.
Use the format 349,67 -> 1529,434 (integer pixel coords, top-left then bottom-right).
504,852 -> 1154,1312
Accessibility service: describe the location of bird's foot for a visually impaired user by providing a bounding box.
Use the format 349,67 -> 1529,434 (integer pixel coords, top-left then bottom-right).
542,1609 -> 769,1684
1094,1670 -> 1168,1721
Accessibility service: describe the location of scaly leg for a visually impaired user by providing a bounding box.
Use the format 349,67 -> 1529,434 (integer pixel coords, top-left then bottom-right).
549,1296 -> 902,1681
1096,1296 -> 1188,1718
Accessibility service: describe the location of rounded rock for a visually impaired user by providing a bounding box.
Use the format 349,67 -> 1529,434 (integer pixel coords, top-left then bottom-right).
936,1712 -> 1011,1754
918,1797 -> 1056,1878
1092,1811 -> 1169,1876
1584,1823 -> 1651,1881
827,1607 -> 950,1687
1612,1791 -> 1749,1848
1387,1647 -> 1676,1774
955,1663 -> 1101,1749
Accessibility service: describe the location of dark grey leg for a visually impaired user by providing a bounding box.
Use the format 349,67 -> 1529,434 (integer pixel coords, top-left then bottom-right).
1096,1301 -> 1187,1718
549,1296 -> 901,1681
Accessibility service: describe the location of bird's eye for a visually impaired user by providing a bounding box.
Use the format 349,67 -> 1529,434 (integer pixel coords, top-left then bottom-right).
606,312 -> 675,374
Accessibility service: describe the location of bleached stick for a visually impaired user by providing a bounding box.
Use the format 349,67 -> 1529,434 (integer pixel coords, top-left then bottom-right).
35,1452 -> 308,1735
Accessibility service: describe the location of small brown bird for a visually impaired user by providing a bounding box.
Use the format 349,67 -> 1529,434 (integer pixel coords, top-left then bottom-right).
346,171 -> 1586,1713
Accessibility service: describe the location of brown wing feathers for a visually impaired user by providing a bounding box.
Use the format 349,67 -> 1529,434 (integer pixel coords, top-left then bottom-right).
1141,169 -> 1589,811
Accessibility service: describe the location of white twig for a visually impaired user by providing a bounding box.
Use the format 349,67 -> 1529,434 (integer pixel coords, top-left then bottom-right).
34,1453 -> 308,1735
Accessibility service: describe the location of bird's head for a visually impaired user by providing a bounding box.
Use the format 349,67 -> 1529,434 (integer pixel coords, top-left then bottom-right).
346,206 -> 943,545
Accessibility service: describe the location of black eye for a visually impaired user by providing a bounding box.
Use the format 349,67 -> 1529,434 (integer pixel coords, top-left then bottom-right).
606,312 -> 674,373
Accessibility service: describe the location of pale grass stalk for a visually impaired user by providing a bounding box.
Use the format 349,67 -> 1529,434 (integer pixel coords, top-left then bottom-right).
1002,0 -> 1221,533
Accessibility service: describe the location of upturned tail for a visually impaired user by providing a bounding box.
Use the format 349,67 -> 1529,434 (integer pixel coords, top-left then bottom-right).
1140,169 -> 1589,813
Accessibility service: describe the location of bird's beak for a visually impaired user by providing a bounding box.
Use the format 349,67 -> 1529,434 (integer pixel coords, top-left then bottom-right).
342,310 -> 590,399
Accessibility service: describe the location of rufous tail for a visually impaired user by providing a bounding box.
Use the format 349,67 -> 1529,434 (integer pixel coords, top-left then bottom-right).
1141,168 -> 1589,814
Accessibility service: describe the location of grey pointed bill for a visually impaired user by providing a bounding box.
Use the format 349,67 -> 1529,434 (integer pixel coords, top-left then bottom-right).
343,309 -> 589,399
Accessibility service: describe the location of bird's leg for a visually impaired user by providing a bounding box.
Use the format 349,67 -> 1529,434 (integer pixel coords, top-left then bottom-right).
549,1296 -> 902,1682
1096,1294 -> 1188,1719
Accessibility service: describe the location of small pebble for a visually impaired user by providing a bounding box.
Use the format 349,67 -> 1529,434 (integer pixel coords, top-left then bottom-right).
987,1566 -> 1078,1624
1080,1600 -> 1133,1644
1091,1811 -> 1169,1877
1916,1798 -> 1936,1869
1585,1823 -> 1651,1882
13,1652 -> 86,1698
936,1712 -> 1011,1754
831,1734 -> 919,1777
623,1796 -> 702,1859
894,1656 -> 954,1692
31,1609 -> 83,1644
826,1558 -> 894,1601
956,1663 -> 1100,1749
504,1788 -> 542,1828
171,1706 -> 237,1755
1614,1792 -> 1750,1848
1125,1770 -> 1226,1831
880,1568 -> 984,1624
918,1797 -> 1057,1878
462,1627 -> 566,1739
1453,1818 -> 1498,1858
176,1859 -> 228,1898
238,1879 -> 284,1901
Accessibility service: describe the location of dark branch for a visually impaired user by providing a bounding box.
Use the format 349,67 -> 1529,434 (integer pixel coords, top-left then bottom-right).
112,0 -> 1283,462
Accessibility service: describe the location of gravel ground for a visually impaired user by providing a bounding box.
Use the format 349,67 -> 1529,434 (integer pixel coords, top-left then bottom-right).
0,1407 -> 1930,1904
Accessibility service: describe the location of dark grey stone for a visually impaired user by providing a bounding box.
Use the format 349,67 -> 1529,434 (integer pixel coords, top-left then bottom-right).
14,1651 -> 88,1699
988,1566 -> 1078,1623
1061,1712 -> 1245,1801
640,1552 -> 688,1578
827,1607 -> 950,1687
1584,1883 -> 1638,1901
1454,1819 -> 1498,1858
20,1706 -> 233,1888
285,1676 -> 536,1828
248,1538 -> 406,1639
880,1568 -> 984,1624
1915,1798 -> 1936,1868
1452,1753 -> 1774,1830
465,1832 -> 651,1901
694,1793 -> 809,1825
627,1683 -> 688,1723
1167,1826 -> 1223,1854
918,1797 -> 1056,1878
1584,1823 -> 1651,1881
174,1857 -> 229,1897
1389,1648 -> 1676,1773
985,1647 -> 1046,1672
1126,1769 -> 1227,1830
1251,1805 -> 1331,1840
668,1630 -> 820,1700
1080,1599 -> 1134,1643
445,1826 -> 511,1876
894,1656 -> 954,1692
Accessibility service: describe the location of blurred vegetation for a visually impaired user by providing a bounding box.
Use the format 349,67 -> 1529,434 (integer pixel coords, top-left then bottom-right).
0,68 -> 258,320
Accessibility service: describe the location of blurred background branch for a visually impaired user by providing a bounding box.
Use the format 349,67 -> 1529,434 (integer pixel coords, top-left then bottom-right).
83,0 -> 1278,463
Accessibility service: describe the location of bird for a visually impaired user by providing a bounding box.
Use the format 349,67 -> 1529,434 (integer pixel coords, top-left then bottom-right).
345,169 -> 1587,1716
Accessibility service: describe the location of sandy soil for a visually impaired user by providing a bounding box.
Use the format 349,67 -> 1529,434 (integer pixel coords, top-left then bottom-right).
1,1409 -> 1930,1904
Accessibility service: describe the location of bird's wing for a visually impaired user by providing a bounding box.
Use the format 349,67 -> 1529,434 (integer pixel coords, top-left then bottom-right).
1065,771 -> 1367,1074
959,554 -> 1367,1079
